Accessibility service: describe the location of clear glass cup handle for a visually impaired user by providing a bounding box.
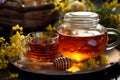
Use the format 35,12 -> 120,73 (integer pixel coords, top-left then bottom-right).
106,28 -> 120,50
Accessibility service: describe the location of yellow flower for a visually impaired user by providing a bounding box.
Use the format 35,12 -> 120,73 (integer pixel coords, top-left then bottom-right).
110,0 -> 119,7
11,43 -> 16,47
0,37 -> 5,42
12,24 -> 23,33
0,49 -> 5,55
46,24 -> 57,32
103,2 -> 111,9
46,24 -> 53,31
19,27 -> 23,31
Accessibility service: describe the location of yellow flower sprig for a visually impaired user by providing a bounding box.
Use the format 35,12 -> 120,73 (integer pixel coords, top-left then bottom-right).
85,0 -> 120,30
0,24 -> 26,69
46,24 -> 57,32
104,0 -> 120,10
10,24 -> 26,59
53,0 -> 85,13
83,0 -> 95,11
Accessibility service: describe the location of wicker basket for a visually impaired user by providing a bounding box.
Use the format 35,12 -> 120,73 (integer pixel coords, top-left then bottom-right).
0,0 -> 59,38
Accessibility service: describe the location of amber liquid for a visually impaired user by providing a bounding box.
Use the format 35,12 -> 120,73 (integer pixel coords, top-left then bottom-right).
27,38 -> 58,62
58,30 -> 108,61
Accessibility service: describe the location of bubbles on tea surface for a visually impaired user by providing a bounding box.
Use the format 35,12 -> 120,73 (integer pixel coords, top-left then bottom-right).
62,29 -> 101,37
72,30 -> 101,37
31,38 -> 42,44
31,37 -> 55,46
44,39 -> 56,45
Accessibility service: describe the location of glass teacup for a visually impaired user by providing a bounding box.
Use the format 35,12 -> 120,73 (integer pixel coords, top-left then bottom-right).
21,32 -> 59,62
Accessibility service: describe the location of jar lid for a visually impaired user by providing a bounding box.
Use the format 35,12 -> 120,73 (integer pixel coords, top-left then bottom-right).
63,12 -> 99,28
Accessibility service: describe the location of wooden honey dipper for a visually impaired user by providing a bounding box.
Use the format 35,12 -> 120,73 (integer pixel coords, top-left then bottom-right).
17,57 -> 78,70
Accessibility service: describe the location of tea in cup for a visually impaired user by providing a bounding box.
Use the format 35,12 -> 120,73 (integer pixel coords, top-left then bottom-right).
21,32 -> 59,62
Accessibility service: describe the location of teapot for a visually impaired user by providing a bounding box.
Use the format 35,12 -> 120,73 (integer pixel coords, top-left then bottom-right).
57,11 -> 120,61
